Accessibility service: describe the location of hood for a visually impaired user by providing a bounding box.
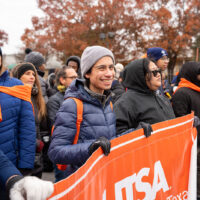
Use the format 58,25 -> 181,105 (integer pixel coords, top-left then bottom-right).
66,56 -> 80,69
122,58 -> 150,93
179,62 -> 200,87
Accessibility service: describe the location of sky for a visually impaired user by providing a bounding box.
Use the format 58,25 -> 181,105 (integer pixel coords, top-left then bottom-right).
0,0 -> 44,55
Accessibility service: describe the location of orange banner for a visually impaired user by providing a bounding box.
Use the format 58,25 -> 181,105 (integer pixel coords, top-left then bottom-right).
48,113 -> 197,200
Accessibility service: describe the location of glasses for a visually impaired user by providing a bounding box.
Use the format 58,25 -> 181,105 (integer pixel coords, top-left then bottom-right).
160,57 -> 169,61
150,69 -> 162,77
64,76 -> 77,79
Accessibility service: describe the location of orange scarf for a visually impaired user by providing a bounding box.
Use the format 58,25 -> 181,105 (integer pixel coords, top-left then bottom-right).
0,85 -> 33,122
174,78 -> 200,93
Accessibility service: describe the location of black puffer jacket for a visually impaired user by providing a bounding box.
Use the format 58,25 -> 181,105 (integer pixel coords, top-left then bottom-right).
114,59 -> 175,135
111,80 -> 125,104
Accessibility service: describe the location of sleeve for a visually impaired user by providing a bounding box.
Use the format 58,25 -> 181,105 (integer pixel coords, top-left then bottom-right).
0,150 -> 22,189
114,98 -> 136,135
172,90 -> 191,117
18,100 -> 36,169
48,99 -> 93,166
47,96 -> 60,129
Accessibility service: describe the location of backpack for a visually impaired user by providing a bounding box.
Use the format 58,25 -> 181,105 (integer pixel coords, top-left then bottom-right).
51,97 -> 113,171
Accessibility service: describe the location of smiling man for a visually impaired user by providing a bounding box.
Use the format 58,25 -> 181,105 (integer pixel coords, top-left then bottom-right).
48,46 -> 116,180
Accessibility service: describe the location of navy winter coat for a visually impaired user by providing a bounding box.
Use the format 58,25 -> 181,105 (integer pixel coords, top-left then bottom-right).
48,79 -> 116,176
0,71 -> 36,169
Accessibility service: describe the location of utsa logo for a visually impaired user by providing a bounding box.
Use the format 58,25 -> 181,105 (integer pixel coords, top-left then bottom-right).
115,161 -> 170,200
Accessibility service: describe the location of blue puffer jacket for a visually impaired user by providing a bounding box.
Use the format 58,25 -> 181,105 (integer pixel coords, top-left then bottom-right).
0,71 -> 36,169
48,79 -> 116,176
0,149 -> 22,189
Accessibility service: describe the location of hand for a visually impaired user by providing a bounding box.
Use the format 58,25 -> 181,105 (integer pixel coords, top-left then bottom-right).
89,136 -> 111,156
137,122 -> 152,137
9,176 -> 54,200
194,116 -> 200,127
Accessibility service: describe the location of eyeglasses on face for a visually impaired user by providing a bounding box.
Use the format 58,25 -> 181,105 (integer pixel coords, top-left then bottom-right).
150,69 -> 162,77
64,76 -> 78,79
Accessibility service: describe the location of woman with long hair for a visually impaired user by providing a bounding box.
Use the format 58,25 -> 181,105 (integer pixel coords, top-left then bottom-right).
12,62 -> 47,178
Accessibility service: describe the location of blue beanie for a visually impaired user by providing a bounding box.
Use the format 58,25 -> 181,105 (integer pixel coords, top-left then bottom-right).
147,47 -> 168,62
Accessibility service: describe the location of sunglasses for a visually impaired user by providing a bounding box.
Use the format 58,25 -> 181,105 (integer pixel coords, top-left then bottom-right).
150,69 -> 162,77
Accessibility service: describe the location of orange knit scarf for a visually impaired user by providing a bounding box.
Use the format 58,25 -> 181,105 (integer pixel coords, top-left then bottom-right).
0,85 -> 33,122
174,78 -> 200,93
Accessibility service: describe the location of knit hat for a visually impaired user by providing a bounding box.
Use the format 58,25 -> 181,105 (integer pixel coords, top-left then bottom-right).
24,51 -> 45,70
81,46 -> 115,77
15,63 -> 36,79
147,47 -> 168,62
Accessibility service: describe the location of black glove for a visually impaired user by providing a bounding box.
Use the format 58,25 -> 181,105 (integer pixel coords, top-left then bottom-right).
138,122 -> 153,138
194,116 -> 200,127
89,136 -> 111,156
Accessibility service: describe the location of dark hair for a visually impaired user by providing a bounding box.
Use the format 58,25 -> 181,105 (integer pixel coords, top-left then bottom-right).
25,48 -> 32,55
84,66 -> 92,86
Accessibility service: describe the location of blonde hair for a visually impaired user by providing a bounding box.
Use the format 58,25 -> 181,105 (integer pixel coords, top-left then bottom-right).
12,62 -> 46,120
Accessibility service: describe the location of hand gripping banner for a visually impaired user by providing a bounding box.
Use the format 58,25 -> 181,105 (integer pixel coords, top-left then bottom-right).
48,113 -> 197,200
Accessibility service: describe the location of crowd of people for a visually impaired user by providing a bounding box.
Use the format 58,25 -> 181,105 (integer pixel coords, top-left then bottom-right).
0,45 -> 200,199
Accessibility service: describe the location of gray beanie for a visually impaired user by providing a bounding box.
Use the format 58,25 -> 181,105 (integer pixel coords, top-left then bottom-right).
24,51 -> 45,70
81,46 -> 115,77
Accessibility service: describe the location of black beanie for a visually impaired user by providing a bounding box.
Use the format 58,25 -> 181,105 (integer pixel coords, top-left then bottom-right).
17,63 -> 36,79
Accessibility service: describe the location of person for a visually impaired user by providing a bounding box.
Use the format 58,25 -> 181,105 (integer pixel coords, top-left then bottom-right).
171,61 -> 200,199
65,55 -> 81,78
0,48 -> 36,197
47,66 -> 78,182
0,149 -> 54,200
24,50 -> 49,103
47,72 -> 57,97
48,45 -> 116,179
114,58 -> 175,135
147,47 -> 169,71
47,66 -> 78,130
110,63 -> 125,104
147,47 -> 172,96
12,62 -> 47,178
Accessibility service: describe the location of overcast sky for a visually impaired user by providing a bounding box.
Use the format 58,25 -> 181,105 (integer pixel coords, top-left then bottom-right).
0,0 -> 44,55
